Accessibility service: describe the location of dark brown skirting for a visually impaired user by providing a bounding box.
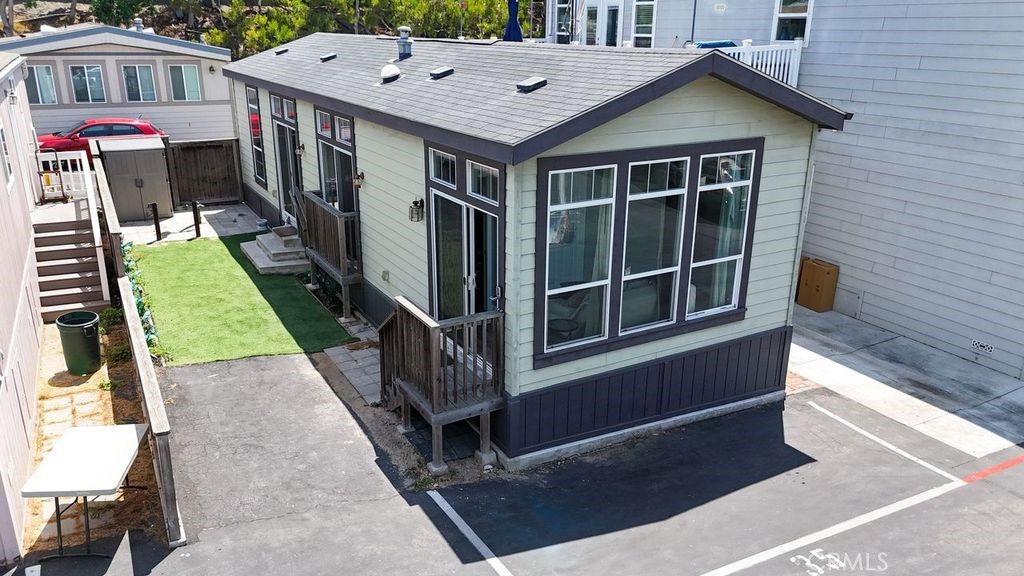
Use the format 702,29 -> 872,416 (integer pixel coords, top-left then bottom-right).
493,325 -> 792,457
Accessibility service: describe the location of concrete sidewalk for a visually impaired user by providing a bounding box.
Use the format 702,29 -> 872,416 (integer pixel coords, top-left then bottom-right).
790,305 -> 1024,458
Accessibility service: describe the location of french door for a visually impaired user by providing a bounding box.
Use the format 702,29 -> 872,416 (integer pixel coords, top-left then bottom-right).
584,0 -> 622,46
431,190 -> 500,320
274,121 -> 300,223
317,141 -> 356,212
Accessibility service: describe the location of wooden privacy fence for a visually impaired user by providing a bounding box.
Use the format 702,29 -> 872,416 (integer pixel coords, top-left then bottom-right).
167,138 -> 242,205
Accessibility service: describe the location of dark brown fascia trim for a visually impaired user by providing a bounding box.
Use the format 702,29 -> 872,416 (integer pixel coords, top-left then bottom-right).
226,50 -> 848,166
708,53 -> 850,130
224,68 -> 516,163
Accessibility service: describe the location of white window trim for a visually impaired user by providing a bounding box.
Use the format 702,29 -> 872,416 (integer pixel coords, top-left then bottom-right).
27,65 -> 57,106
770,0 -> 813,46
553,0 -> 573,41
631,0 -> 656,48
168,64 -> 202,102
334,116 -> 352,144
317,139 -> 354,207
429,148 -> 457,189
68,64 -> 106,104
121,64 -> 157,103
1,124 -> 13,193
271,94 -> 282,117
466,160 -> 500,206
619,157 -> 688,335
685,149 -> 756,321
283,99 -> 296,121
543,164 -> 617,353
245,86 -> 266,183
315,110 -> 332,138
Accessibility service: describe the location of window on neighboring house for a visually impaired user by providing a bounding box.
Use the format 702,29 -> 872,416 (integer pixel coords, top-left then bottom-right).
545,165 -> 616,350
316,110 -> 332,137
688,151 -> 754,318
468,160 -> 499,204
632,0 -> 655,48
429,149 -> 457,188
621,158 -> 687,332
554,0 -> 573,43
168,64 -> 201,101
26,65 -> 57,105
69,65 -> 105,103
773,0 -> 811,42
0,123 -> 11,190
122,64 -> 156,102
245,86 -> 267,184
335,116 -> 352,144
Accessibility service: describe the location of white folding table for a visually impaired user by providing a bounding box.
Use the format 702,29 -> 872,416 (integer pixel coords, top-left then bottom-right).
21,424 -> 149,561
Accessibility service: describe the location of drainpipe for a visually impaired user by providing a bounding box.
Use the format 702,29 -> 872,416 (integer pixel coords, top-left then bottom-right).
688,0 -> 697,44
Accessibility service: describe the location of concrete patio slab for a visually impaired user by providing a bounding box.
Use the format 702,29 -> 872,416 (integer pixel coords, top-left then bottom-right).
121,204 -> 262,245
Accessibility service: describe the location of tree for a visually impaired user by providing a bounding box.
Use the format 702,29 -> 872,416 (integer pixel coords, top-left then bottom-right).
207,0 -> 309,59
92,0 -> 147,26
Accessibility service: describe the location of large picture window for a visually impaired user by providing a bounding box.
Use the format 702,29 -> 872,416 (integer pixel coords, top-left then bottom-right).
545,165 -> 615,350
27,65 -> 57,105
122,64 -> 156,102
536,139 -> 763,363
245,86 -> 267,184
169,64 -> 201,101
69,65 -> 105,103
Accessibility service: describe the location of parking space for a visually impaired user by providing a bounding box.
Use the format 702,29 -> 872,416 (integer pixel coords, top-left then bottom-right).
433,387 -> 1024,576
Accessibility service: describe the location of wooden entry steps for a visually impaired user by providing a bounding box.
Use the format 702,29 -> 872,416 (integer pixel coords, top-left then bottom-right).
33,219 -> 110,322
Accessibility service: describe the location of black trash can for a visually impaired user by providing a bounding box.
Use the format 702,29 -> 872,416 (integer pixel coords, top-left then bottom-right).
56,311 -> 102,376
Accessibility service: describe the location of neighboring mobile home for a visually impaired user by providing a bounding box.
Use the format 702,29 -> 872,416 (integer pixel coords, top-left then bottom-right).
0,21 -> 233,142
549,0 -> 1024,380
0,51 -> 44,566
224,33 -> 848,469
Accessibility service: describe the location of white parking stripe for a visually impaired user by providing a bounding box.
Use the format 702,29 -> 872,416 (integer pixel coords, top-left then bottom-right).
700,481 -> 964,576
807,401 -> 964,484
427,490 -> 515,576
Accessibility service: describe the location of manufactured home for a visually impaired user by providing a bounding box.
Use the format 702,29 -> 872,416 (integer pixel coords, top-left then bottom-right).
0,21 -> 233,142
224,33 -> 848,470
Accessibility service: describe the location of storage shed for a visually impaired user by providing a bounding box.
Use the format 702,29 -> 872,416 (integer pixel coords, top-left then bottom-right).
224,34 -> 850,471
98,137 -> 173,222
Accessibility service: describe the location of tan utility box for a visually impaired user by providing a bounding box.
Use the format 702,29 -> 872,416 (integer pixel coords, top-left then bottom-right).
797,258 -> 839,312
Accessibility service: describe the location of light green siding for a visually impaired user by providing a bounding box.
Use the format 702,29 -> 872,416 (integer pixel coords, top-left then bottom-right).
507,77 -> 814,395
232,79 -> 278,208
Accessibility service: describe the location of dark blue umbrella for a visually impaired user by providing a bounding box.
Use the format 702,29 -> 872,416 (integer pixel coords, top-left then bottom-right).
503,0 -> 523,41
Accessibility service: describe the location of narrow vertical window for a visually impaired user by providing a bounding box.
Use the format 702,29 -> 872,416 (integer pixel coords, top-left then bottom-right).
632,0 -> 656,48
467,160 -> 499,204
122,65 -> 157,102
271,94 -> 282,117
69,65 -> 106,103
316,110 -> 332,137
169,64 -> 201,101
26,65 -> 57,105
545,166 -> 615,350
773,0 -> 812,42
245,86 -> 267,184
429,149 -> 457,188
0,124 -> 13,191
621,158 -> 687,332
688,151 -> 754,318
334,116 -> 352,143
554,0 -> 573,43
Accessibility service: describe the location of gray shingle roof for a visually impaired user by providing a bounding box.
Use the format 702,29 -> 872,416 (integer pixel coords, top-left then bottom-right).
224,34 -> 848,163
0,24 -> 231,60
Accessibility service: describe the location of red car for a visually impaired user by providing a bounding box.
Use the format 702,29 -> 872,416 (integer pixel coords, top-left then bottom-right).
37,118 -> 166,153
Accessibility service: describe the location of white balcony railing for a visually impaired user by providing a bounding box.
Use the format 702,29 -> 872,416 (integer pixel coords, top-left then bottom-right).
718,41 -> 802,87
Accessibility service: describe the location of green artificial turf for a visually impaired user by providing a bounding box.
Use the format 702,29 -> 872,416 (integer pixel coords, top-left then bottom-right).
133,233 -> 353,365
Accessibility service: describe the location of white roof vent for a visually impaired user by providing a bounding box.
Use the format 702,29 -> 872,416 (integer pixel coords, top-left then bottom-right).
380,63 -> 401,84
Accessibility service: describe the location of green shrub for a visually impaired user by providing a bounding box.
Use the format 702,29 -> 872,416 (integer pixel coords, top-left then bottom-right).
99,307 -> 123,334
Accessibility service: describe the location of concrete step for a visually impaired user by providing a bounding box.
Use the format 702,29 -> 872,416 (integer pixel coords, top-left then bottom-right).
256,232 -> 306,262
34,229 -> 94,247
42,299 -> 109,322
35,244 -> 96,261
39,270 -> 103,291
241,239 -> 308,275
37,256 -> 101,276
40,284 -> 106,307
32,219 -> 92,233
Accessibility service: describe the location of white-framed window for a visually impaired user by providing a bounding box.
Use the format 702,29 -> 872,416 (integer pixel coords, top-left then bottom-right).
429,148 -> 457,188
26,65 -> 57,105
687,150 -> 754,319
122,64 -> 156,102
316,110 -> 332,137
245,86 -> 267,184
620,157 -> 687,333
334,116 -> 352,143
283,99 -> 296,121
0,123 -> 12,192
271,94 -> 282,117
632,0 -> 656,48
772,0 -> 812,43
544,165 -> 616,351
69,65 -> 106,103
467,160 -> 499,205
168,64 -> 201,101
554,0 -> 573,43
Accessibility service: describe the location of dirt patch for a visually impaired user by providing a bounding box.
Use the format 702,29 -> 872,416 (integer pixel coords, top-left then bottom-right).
308,352 -> 523,492
786,370 -> 823,395
21,321 -> 165,556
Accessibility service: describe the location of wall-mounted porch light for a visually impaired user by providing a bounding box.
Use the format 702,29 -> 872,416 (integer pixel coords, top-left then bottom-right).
409,198 -> 424,222
354,171 -> 365,190
208,65 -> 216,74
